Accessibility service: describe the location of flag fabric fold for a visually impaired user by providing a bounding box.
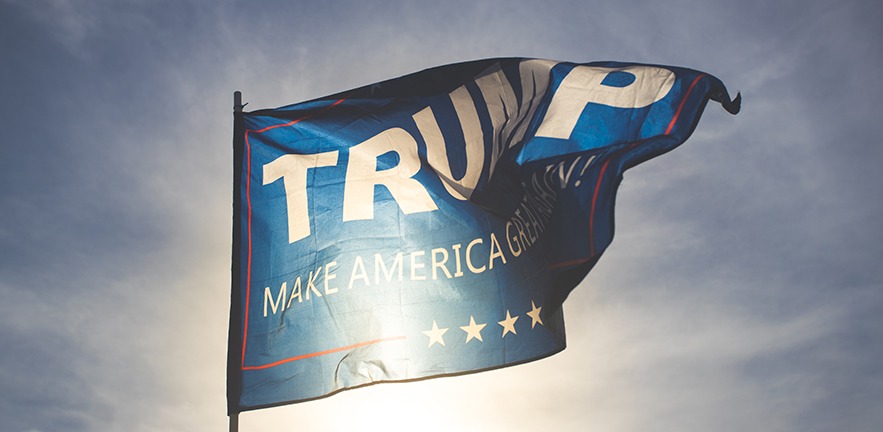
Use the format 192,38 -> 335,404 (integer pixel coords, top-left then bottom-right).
228,57 -> 739,413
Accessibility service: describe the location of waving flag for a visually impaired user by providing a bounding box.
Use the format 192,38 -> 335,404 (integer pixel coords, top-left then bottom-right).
227,58 -> 740,412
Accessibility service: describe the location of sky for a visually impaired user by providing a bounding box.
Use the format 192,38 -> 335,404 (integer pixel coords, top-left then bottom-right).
1,0 -> 882,431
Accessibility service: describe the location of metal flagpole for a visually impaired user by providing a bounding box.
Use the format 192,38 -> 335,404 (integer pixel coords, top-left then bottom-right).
234,91 -> 244,113
229,413 -> 239,432
229,90 -> 245,432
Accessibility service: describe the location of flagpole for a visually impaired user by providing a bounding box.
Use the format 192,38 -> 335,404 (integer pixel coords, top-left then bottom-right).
229,90 -> 244,432
229,413 -> 239,432
234,91 -> 244,113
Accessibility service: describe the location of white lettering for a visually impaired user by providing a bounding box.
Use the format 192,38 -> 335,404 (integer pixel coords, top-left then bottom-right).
509,60 -> 557,148
263,282 -> 287,317
474,64 -> 518,177
488,232 -> 507,269
343,128 -> 437,221
536,66 -> 676,139
410,250 -> 426,281
414,86 -> 484,200
305,266 -> 323,300
263,151 -> 339,243
287,277 -> 302,307
324,261 -> 338,294
466,238 -> 486,274
506,221 -> 523,257
431,247 -> 453,280
348,256 -> 370,289
451,243 -> 464,277
375,252 -> 404,284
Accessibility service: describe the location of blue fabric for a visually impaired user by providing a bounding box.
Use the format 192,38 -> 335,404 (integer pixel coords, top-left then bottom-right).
228,58 -> 738,411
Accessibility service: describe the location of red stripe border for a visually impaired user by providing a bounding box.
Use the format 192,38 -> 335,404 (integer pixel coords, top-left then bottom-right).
242,336 -> 407,371
665,74 -> 705,135
548,73 -> 707,270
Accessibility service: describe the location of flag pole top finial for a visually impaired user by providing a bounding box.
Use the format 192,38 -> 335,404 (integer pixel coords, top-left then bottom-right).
234,91 -> 244,113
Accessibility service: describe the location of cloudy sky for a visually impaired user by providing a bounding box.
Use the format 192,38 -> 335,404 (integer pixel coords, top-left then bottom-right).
2,0 -> 882,431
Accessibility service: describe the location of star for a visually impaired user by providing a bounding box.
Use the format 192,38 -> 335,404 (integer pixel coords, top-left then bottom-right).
498,310 -> 519,337
460,316 -> 487,343
526,301 -> 543,329
422,320 -> 448,347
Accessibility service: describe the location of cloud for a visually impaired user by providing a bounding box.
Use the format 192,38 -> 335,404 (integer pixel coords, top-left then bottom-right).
1,0 -> 882,430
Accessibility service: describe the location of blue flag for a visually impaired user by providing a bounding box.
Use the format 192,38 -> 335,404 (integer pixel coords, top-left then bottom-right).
228,58 -> 739,412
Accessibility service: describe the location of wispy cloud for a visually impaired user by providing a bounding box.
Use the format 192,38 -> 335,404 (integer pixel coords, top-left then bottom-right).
1,0 -> 881,430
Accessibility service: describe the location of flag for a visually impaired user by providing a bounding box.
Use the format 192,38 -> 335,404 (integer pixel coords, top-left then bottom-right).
228,58 -> 740,413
